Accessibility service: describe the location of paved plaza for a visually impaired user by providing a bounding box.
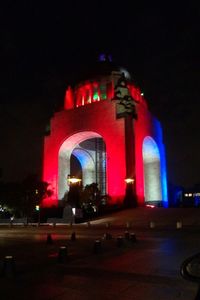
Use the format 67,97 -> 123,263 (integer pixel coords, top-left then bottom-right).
1,207 -> 200,299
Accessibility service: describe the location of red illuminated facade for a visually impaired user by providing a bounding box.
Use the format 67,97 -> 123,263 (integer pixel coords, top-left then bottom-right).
43,65 -> 168,207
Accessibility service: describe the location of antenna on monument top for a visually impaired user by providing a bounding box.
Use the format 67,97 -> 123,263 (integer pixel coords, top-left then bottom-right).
98,53 -> 112,62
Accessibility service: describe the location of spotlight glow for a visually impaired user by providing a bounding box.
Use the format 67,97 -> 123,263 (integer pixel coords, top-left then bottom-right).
125,178 -> 134,184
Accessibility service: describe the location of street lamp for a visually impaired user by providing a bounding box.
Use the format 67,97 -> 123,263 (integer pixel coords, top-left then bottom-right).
66,175 -> 82,220
35,205 -> 40,225
124,178 -> 137,208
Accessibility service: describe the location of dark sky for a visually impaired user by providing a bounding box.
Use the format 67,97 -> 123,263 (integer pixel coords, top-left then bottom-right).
0,1 -> 199,188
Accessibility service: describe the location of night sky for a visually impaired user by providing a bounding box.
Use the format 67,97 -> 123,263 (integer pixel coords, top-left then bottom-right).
0,2 -> 199,188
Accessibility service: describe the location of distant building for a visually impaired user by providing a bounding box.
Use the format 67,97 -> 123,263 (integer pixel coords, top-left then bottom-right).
182,185 -> 200,207
42,58 -> 168,207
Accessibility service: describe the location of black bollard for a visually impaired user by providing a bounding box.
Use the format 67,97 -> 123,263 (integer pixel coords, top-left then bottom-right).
124,231 -> 130,240
70,232 -> 76,241
104,233 -> 112,240
126,221 -> 131,229
130,233 -> 137,242
105,222 -> 110,228
93,240 -> 101,254
57,246 -> 68,263
117,236 -> 123,247
1,256 -> 16,278
46,233 -> 53,245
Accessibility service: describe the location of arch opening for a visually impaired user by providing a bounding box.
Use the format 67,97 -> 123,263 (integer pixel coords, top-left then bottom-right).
58,131 -> 106,200
142,136 -> 162,203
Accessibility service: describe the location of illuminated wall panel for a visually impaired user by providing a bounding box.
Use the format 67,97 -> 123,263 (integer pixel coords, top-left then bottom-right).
143,137 -> 162,202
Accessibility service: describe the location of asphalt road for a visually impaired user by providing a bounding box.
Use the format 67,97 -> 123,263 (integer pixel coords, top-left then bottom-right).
0,207 -> 200,300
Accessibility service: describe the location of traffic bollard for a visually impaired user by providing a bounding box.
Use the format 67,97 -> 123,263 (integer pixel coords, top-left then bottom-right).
57,246 -> 68,263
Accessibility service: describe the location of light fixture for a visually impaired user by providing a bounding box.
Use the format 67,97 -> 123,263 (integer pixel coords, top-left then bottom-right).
67,175 -> 82,185
125,178 -> 134,184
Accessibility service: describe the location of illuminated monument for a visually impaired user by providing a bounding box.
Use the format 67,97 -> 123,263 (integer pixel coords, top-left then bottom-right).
42,57 -> 168,207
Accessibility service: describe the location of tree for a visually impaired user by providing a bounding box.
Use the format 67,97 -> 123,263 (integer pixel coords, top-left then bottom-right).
0,174 -> 52,218
80,183 -> 100,206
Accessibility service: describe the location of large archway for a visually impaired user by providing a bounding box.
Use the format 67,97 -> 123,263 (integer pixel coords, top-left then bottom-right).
58,131 -> 106,200
142,136 -> 162,203
43,72 -> 168,207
